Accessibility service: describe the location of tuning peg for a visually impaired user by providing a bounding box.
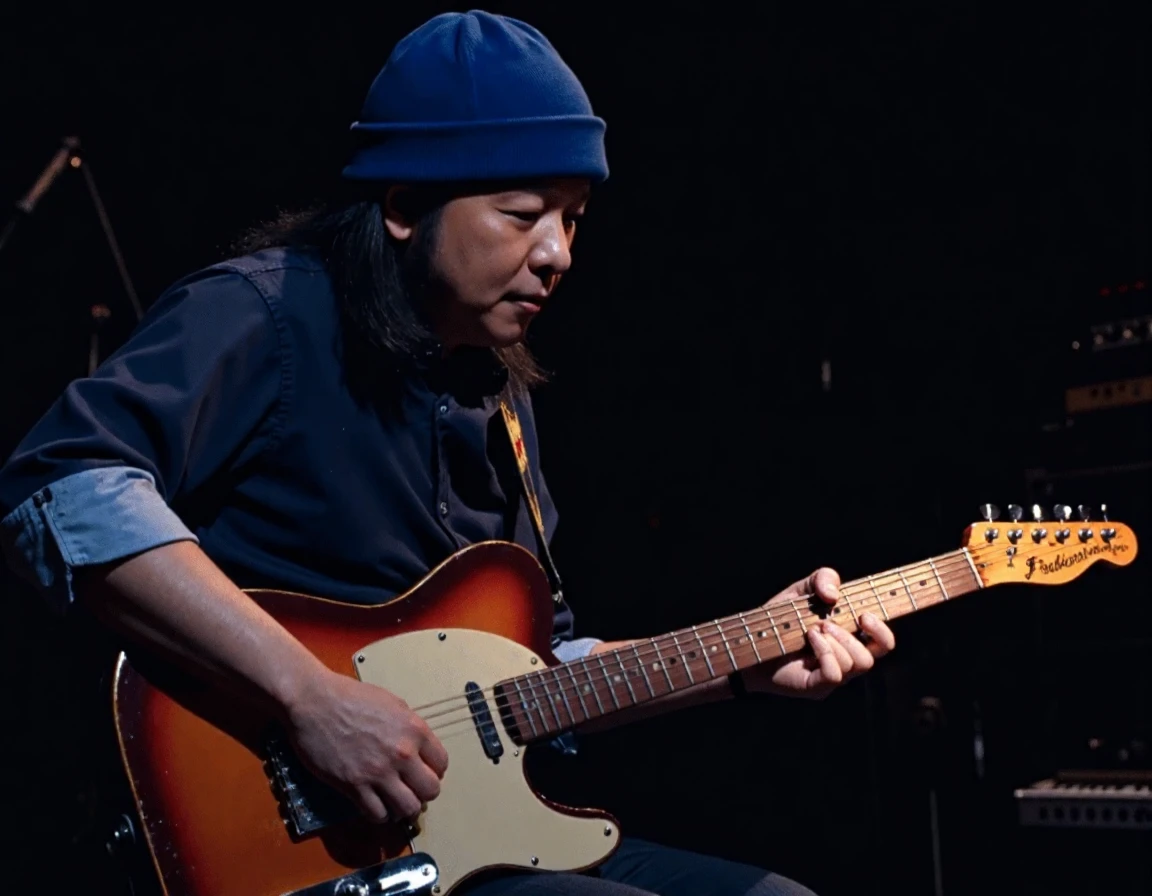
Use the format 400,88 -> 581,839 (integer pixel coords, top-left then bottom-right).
1076,504 -> 1092,522
979,503 -> 1000,522
1100,503 -> 1109,522
1053,504 -> 1072,522
1031,504 -> 1045,522
1007,504 -> 1024,522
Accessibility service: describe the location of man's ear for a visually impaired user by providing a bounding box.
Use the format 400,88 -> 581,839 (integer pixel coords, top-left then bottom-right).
382,185 -> 415,240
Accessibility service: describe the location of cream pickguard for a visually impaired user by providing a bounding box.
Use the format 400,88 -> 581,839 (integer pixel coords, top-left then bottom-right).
355,629 -> 620,894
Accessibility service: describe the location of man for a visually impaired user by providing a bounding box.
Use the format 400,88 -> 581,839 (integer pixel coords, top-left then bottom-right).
0,11 -> 894,896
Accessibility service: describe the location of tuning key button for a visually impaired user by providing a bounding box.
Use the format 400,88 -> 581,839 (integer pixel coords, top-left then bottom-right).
985,528 -> 1000,543
1053,505 -> 1073,522
980,504 -> 1000,522
1008,504 -> 1024,522
1076,505 -> 1092,522
1031,528 -> 1048,542
1099,504 -> 1109,522
1078,528 -> 1094,542
1008,529 -> 1024,543
1101,528 -> 1117,542
1031,504 -> 1045,523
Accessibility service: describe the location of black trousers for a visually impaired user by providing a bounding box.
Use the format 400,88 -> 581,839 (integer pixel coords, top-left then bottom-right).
457,837 -> 818,896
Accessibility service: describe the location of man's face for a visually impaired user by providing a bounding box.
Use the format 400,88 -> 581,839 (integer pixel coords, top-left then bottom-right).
413,178 -> 590,350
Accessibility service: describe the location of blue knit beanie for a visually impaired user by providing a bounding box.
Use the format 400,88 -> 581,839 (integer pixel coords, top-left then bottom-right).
342,10 -> 608,184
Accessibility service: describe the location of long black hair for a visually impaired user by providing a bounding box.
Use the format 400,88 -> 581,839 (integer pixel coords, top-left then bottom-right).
232,194 -> 546,399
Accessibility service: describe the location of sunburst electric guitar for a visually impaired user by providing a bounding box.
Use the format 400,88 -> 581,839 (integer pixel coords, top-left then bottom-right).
112,504 -> 1137,896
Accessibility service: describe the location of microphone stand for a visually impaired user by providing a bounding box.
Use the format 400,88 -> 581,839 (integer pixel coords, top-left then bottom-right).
0,136 -> 144,371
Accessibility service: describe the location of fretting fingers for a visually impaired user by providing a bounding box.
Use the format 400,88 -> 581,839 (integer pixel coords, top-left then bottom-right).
807,627 -> 844,685
859,611 -> 897,655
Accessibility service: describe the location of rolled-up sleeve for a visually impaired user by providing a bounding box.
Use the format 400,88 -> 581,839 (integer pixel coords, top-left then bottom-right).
1,467 -> 197,613
0,267 -> 286,611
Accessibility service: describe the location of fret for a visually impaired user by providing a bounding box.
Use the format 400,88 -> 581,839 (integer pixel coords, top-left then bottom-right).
555,663 -> 585,718
671,632 -> 695,685
513,677 -> 540,739
744,613 -> 768,660
651,636 -> 675,691
866,575 -> 891,621
614,650 -> 638,705
694,626 -> 716,677
840,589 -> 860,627
927,557 -> 949,601
595,653 -> 622,710
552,666 -> 578,726
632,642 -> 657,698
790,600 -> 808,633
896,568 -> 918,610
962,548 -> 983,587
535,671 -> 565,730
716,620 -> 738,674
564,662 -> 589,719
579,657 -> 605,715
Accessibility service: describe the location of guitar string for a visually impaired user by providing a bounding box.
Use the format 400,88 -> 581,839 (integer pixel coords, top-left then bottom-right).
414,535 -> 1126,729
423,568 -> 970,737
410,548 -> 976,720
404,534 -> 1129,734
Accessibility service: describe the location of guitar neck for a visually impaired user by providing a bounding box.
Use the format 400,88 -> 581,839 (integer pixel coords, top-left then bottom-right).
501,548 -> 983,743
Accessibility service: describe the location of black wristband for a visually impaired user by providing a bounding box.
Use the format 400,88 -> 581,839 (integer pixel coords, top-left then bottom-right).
728,670 -> 749,699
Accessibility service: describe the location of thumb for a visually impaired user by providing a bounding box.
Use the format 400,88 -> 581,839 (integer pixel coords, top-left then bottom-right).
777,567 -> 841,605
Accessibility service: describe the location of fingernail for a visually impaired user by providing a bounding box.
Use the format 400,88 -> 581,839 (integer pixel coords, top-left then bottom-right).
861,612 -> 876,625
821,621 -> 836,635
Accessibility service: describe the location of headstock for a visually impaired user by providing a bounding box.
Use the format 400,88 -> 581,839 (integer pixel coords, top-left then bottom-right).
963,503 -> 1138,586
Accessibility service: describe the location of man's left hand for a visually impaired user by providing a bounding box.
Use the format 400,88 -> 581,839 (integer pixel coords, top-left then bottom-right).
741,567 -> 896,699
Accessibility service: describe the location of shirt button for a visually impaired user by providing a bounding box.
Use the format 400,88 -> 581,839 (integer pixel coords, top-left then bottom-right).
438,404 -> 448,414
438,501 -> 449,517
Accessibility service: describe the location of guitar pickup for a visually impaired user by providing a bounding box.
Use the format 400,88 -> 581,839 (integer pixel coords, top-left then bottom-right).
465,681 -> 504,761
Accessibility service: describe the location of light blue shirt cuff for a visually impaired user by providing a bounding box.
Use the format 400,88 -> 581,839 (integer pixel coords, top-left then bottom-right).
551,636 -> 603,662
0,466 -> 198,613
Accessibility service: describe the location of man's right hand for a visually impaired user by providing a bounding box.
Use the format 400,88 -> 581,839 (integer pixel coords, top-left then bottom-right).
283,667 -> 449,823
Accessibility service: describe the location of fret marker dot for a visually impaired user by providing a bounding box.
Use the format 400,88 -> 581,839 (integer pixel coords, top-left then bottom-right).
919,580 -> 926,587
783,622 -> 791,629
889,590 -> 896,597
710,645 -> 718,653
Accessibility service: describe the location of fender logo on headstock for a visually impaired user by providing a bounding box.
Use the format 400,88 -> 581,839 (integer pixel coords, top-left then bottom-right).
1024,541 -> 1131,580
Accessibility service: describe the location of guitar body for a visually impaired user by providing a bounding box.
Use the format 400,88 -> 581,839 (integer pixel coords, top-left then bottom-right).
113,541 -> 620,896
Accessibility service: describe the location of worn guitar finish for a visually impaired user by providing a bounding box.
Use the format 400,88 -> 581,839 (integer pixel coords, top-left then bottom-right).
113,517 -> 1138,896
115,543 -> 617,896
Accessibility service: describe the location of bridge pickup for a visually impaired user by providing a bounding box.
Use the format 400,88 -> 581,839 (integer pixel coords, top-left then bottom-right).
465,681 -> 504,761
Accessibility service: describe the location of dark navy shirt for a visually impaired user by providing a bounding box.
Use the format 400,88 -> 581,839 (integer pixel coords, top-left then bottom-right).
0,248 -> 589,654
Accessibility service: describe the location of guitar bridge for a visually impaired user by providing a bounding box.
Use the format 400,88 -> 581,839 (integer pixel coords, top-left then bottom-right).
265,733 -> 358,838
283,852 -> 439,895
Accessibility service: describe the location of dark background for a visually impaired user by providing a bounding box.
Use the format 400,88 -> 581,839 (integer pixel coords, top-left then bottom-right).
1,4 -> 1149,894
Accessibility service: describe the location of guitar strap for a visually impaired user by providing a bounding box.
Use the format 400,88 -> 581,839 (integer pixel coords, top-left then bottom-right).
498,389 -> 566,608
